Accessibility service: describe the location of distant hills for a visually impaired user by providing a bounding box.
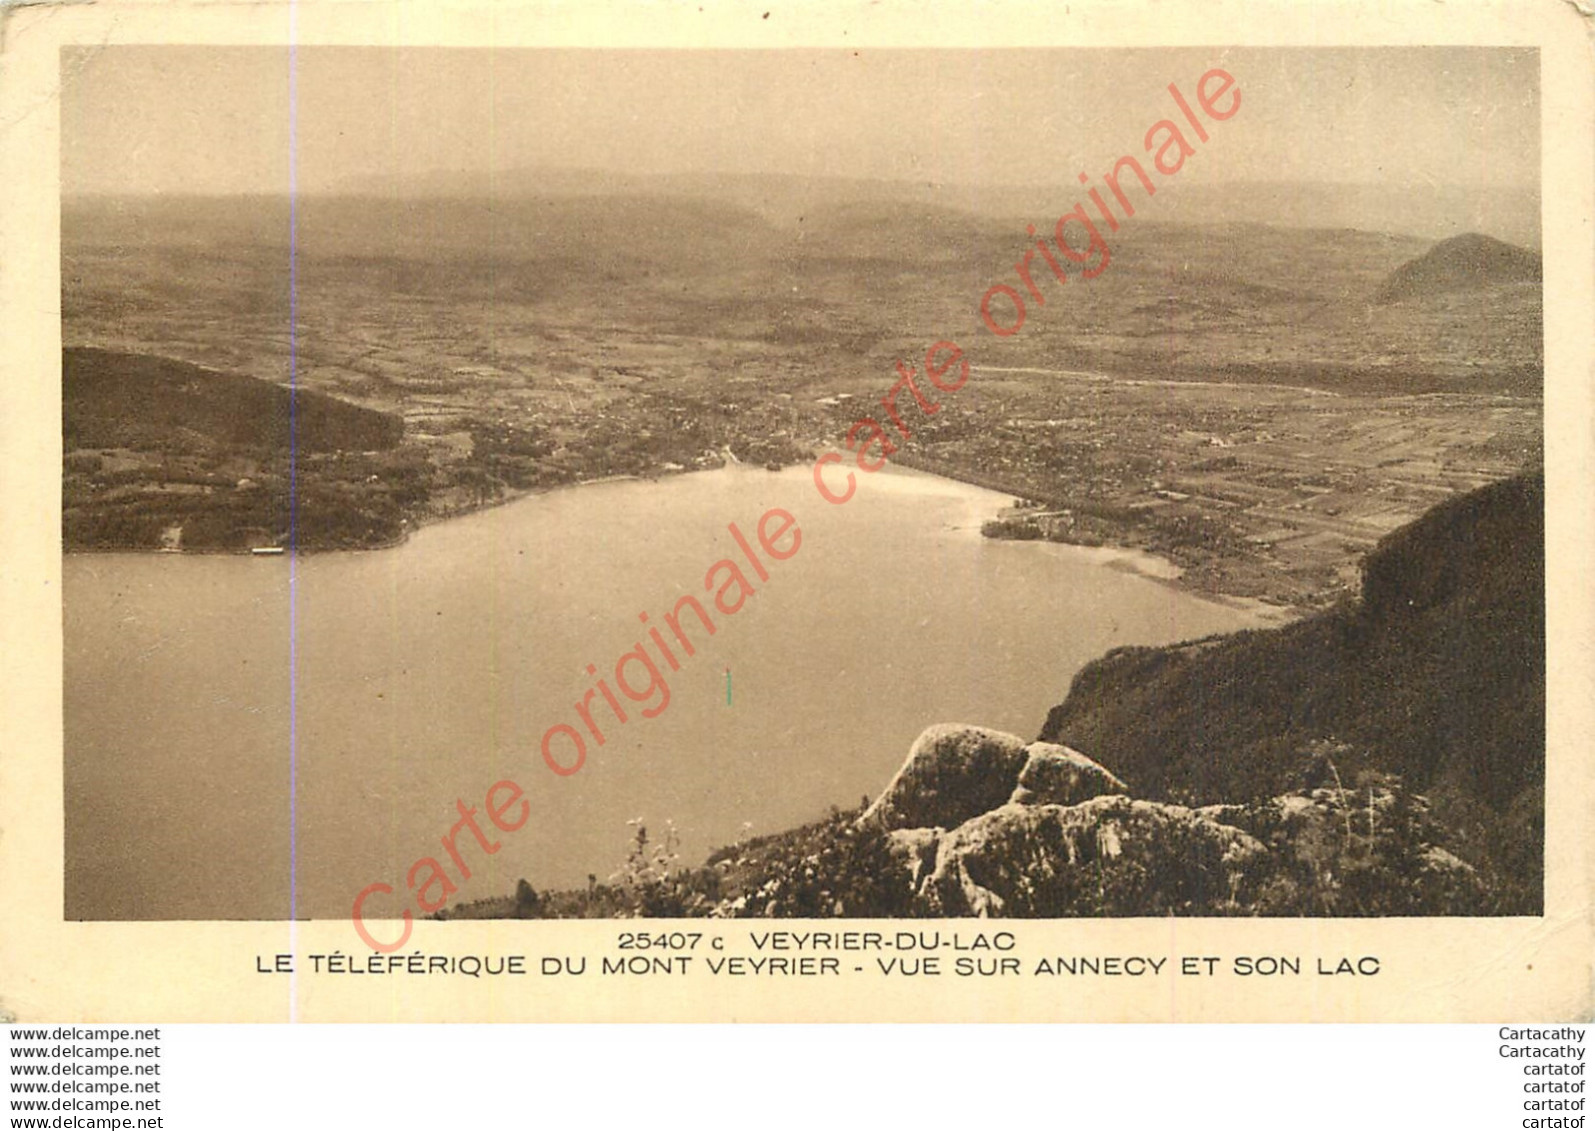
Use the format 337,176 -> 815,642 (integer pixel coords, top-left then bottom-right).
67,168 -> 1540,250
62,191 -> 1545,402
1376,232 -> 1543,302
60,183 -> 1542,282
318,165 -> 1539,248
60,193 -> 777,268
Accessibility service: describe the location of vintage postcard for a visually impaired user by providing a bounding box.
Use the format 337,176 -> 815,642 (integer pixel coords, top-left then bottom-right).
0,0 -> 1589,1022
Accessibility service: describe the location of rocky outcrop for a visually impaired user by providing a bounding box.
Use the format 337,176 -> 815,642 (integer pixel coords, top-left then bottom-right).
849,725 -> 1483,918
883,826 -> 944,889
859,725 -> 1031,832
1009,742 -> 1129,807
924,796 -> 1263,916
860,725 -> 1128,834
502,723 -> 1489,920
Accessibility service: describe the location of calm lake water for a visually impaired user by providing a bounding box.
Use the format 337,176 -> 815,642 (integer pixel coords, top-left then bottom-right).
64,464 -> 1266,920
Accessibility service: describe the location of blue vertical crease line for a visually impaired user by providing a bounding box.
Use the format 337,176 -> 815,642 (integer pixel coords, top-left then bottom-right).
287,23 -> 301,970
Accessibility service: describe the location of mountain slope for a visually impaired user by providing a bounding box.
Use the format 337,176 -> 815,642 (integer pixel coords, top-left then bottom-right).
1039,470 -> 1543,911
64,347 -> 403,453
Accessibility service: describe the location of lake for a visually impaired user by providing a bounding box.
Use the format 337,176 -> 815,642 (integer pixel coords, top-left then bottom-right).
64,463 -> 1268,920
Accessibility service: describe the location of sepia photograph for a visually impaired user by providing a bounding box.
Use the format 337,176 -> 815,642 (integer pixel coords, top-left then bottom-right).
56,44 -> 1548,940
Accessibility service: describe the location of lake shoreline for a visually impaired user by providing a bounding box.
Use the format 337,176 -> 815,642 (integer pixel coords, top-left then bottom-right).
66,449 -> 1309,621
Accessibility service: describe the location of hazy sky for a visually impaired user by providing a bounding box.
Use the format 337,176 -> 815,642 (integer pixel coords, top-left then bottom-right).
61,46 -> 1539,194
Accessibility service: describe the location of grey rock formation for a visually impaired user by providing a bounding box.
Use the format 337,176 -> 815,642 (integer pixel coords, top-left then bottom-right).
717,722 -> 1486,920
921,796 -> 1266,917
859,724 -> 1030,833
884,826 -> 944,889
1009,742 -> 1129,807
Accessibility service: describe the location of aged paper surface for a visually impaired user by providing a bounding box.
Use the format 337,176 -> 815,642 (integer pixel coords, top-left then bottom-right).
1,0 -> 1590,1022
